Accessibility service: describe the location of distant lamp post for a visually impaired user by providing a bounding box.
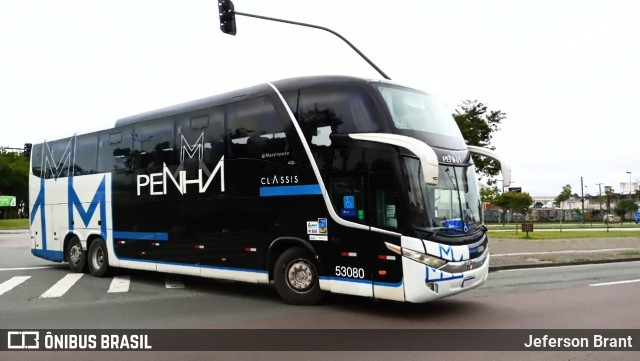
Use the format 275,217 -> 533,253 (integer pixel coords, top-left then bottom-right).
626,171 -> 632,197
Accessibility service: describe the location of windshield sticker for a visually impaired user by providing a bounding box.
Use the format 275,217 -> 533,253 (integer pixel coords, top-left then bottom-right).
341,195 -> 357,217
343,195 -> 355,209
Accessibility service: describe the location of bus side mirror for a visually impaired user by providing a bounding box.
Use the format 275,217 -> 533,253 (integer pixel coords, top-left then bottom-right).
467,145 -> 511,187
24,143 -> 32,158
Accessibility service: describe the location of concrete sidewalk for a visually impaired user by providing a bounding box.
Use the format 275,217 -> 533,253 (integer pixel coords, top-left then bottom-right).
489,236 -> 640,271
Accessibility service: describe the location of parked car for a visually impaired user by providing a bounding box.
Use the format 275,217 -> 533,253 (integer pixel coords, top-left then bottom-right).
604,214 -> 621,223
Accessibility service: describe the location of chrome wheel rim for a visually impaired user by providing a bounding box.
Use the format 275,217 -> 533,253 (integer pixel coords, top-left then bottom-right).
286,259 -> 315,292
93,247 -> 104,270
69,244 -> 82,265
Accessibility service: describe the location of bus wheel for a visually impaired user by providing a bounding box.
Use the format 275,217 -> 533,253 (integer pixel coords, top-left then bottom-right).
67,236 -> 86,273
88,238 -> 110,277
274,247 -> 324,305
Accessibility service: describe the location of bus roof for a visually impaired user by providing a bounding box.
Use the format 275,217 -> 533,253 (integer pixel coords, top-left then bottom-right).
114,75 -> 384,128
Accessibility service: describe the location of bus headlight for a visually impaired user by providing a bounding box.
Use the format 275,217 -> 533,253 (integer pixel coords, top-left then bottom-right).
401,248 -> 447,269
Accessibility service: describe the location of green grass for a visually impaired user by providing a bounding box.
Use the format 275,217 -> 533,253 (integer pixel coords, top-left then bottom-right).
487,222 -> 640,230
488,230 -> 640,239
0,219 -> 29,229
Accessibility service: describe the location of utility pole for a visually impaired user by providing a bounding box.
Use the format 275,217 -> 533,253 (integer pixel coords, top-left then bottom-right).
596,182 -> 603,218
581,177 -> 585,225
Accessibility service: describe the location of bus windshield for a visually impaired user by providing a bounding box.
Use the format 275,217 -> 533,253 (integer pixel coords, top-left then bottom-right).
403,157 -> 483,235
377,85 -> 464,139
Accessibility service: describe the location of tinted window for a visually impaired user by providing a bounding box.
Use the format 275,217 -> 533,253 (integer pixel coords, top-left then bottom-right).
177,107 -> 225,175
31,144 -> 43,177
98,128 -> 133,172
133,118 -> 176,171
297,87 -> 379,147
370,172 -> 399,230
328,174 -> 367,225
43,138 -> 74,179
227,96 -> 291,162
73,134 -> 98,175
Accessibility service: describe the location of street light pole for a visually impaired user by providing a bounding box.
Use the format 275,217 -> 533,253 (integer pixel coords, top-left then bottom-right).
626,171 -> 632,197
581,177 -> 585,225
596,182 -> 603,217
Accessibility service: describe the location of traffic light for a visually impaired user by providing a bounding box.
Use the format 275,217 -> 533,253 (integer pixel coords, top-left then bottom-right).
218,0 -> 236,35
23,143 -> 32,158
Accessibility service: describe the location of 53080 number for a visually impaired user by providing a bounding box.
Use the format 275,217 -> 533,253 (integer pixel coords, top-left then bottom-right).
335,266 -> 365,279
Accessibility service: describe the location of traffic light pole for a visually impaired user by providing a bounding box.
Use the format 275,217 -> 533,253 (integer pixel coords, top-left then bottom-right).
230,10 -> 391,80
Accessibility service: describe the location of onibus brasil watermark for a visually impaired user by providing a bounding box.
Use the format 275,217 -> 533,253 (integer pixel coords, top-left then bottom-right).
7,331 -> 151,350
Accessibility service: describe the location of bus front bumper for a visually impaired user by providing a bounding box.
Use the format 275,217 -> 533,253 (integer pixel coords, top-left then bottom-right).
402,253 -> 490,303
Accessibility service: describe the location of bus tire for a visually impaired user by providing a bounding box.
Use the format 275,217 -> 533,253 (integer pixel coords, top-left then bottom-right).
88,238 -> 110,277
67,236 -> 86,273
274,247 -> 324,305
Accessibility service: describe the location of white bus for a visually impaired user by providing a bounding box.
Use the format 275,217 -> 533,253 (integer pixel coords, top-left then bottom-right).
29,75 -> 510,304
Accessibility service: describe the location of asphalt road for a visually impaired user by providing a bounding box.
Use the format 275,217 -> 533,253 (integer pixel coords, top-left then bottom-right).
1,231 -> 639,360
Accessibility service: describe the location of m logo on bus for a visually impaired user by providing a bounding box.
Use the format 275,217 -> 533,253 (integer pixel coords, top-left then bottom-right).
136,157 -> 225,196
41,138 -> 74,180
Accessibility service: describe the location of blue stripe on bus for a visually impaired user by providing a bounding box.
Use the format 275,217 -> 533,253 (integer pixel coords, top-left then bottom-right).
31,249 -> 64,262
259,184 -> 322,197
113,231 -> 169,241
116,256 -> 268,274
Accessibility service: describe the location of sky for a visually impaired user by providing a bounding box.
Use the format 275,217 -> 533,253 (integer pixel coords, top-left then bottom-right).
1,0 -> 638,196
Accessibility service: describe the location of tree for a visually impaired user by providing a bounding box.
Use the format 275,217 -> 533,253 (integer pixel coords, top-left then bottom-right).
452,100 -> 506,185
494,190 -> 533,223
504,191 -> 533,219
614,199 -> 638,223
554,184 -> 572,207
479,185 -> 500,205
604,188 -> 615,214
0,150 -> 29,205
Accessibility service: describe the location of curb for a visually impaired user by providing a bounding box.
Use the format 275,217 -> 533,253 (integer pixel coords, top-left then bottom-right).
489,257 -> 640,272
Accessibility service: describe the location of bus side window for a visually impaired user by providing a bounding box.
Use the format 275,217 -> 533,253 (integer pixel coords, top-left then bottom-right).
227,96 -> 291,162
73,134 -> 98,175
30,143 -> 43,177
176,106 -> 224,175
98,129 -> 132,172
133,118 -> 176,172
297,87 -> 379,148
43,138 -> 74,179
328,174 -> 367,225
370,172 -> 399,230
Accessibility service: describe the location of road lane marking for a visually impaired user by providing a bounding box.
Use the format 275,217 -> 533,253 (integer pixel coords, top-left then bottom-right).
164,276 -> 185,289
0,265 -> 64,272
0,276 -> 31,296
589,279 -> 640,287
108,276 -> 131,293
40,273 -> 84,298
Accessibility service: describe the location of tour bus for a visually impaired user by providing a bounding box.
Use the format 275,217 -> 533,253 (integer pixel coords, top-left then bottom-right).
29,76 -> 510,304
